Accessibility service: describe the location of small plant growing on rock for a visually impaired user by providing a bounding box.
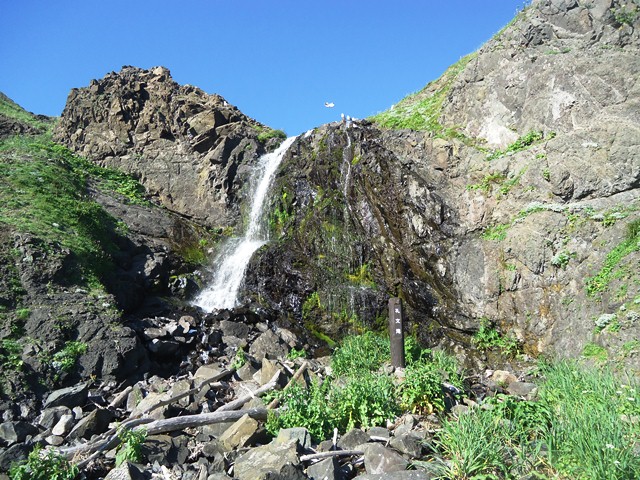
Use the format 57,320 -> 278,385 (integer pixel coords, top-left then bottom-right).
115,427 -> 146,467
473,318 -> 520,356
9,445 -> 79,480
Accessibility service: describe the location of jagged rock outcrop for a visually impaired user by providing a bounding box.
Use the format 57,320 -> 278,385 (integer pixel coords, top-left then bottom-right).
244,0 -> 639,369
54,66 -> 283,228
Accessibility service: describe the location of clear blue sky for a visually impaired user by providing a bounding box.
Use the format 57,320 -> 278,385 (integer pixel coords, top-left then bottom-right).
0,1 -> 527,136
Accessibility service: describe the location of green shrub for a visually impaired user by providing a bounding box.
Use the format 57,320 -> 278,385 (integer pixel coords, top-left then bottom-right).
266,380 -> 334,440
473,318 -> 520,355
331,331 -> 389,377
115,427 -> 146,466
398,360 -> 445,413
51,341 -> 87,373
9,445 -> 79,480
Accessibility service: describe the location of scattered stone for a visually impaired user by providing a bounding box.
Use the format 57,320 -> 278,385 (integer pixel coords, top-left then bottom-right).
249,329 -> 288,361
219,414 -> 260,451
0,421 -> 38,445
36,406 -> 72,429
507,381 -> 538,399
275,427 -> 312,450
51,414 -> 75,436
338,428 -> 370,450
390,433 -> 423,458
233,439 -> 306,480
104,461 -> 147,480
43,382 -> 90,409
306,456 -> 343,480
67,408 -> 115,440
491,370 -> 517,386
360,443 -> 409,474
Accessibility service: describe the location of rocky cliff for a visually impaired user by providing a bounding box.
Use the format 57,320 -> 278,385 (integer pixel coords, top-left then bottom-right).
54,66 -> 284,228
40,0 -> 640,374
242,0 -> 640,369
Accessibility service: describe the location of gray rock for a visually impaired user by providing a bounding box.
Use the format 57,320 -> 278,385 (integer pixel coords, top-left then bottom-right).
67,408 -> 115,440
360,443 -> 409,475
389,433 -> 423,458
36,406 -> 72,429
51,413 -> 75,436
507,381 -> 538,399
43,382 -> 89,409
249,329 -> 289,361
220,320 -> 251,339
0,443 -> 30,472
104,461 -> 147,480
233,440 -> 305,480
219,414 -> 260,451
338,428 -> 370,450
0,421 -> 38,445
307,456 -> 344,480
275,427 -> 312,450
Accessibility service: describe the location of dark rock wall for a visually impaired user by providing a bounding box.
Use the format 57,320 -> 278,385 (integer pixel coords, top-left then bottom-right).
54,66 -> 277,228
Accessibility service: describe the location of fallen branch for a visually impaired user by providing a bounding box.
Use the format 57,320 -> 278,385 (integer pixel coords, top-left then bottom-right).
300,449 -> 364,462
216,370 -> 280,412
108,386 -> 133,409
267,361 -> 309,409
65,407 -> 268,463
141,368 -> 234,416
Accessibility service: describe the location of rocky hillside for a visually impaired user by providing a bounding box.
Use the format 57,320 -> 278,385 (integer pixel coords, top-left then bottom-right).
244,0 -> 640,369
54,66 -> 285,228
49,0 -> 640,372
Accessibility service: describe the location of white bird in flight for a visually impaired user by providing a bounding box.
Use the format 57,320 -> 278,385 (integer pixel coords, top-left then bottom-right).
325,102 -> 335,108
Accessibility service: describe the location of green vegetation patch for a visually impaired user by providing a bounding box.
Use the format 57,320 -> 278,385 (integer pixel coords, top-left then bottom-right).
9,444 -> 79,480
586,219 -> 640,297
267,333 -> 462,441
434,360 -> 640,479
253,125 -> 287,143
473,317 -> 520,356
369,53 -> 476,135
0,94 -> 50,131
486,130 -> 548,161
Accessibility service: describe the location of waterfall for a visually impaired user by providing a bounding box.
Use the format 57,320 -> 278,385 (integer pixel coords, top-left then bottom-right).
193,136 -> 297,311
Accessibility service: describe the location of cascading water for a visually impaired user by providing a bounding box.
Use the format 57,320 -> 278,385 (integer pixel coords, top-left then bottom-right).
193,136 -> 297,311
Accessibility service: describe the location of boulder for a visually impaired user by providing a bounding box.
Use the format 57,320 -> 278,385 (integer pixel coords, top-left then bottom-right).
43,382 -> 90,409
360,443 -> 409,475
233,440 -> 306,480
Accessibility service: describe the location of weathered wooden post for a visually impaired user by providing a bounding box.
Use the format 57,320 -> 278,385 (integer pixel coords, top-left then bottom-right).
388,297 -> 405,368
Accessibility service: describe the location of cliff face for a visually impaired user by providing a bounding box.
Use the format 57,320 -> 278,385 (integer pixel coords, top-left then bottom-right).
243,0 -> 640,368
54,66 -> 283,228
50,0 -> 640,370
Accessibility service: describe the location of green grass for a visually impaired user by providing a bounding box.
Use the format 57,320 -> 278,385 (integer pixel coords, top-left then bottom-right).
369,53 -> 476,135
0,93 -> 50,131
0,134 -> 150,287
586,219 -> 640,297
434,360 -> 640,479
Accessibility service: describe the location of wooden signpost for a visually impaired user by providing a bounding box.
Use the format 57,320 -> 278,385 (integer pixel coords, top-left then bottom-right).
388,297 -> 405,368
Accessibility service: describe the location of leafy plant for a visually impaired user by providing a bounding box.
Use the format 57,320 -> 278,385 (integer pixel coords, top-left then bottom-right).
331,331 -> 389,377
115,427 -> 146,466
9,445 -> 79,480
287,347 -> 306,360
550,249 -> 573,268
473,317 -> 520,355
486,130 -> 545,161
345,262 -> 376,288
231,347 -> 247,370
398,360 -> 446,414
51,341 -> 87,374
481,223 -> 509,241
586,219 -> 640,297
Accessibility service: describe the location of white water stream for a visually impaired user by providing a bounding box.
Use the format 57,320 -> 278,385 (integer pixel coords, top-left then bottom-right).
193,136 -> 297,311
